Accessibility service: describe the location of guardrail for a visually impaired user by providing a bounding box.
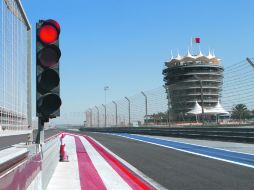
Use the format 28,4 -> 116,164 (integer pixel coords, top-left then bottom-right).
0,145 -> 41,190
0,147 -> 29,175
0,133 -> 61,190
42,134 -> 60,190
80,127 -> 254,143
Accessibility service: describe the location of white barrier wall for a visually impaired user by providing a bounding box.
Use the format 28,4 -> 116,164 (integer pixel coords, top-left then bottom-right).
0,135 -> 60,190
42,137 -> 60,190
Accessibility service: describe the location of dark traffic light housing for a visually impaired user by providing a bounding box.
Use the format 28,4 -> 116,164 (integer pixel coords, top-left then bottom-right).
36,19 -> 61,119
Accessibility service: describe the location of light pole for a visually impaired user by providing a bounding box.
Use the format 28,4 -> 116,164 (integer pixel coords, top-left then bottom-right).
88,108 -> 93,127
112,101 -> 118,126
104,86 -> 109,127
141,91 -> 148,124
194,75 -> 204,123
95,106 -> 99,127
125,97 -> 130,126
102,104 -> 106,127
104,86 -> 109,104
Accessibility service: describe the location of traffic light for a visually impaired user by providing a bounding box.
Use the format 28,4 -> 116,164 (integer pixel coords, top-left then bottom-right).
36,19 -> 61,119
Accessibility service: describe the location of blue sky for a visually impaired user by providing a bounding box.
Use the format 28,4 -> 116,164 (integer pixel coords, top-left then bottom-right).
22,0 -> 254,124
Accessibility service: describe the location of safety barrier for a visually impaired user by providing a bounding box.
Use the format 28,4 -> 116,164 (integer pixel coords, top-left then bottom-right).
0,134 -> 60,190
80,127 -> 254,143
0,145 -> 41,190
41,135 -> 60,190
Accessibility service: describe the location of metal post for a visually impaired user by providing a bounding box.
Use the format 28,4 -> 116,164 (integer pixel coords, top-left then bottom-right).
104,86 -> 109,127
27,28 -> 32,139
112,101 -> 118,126
35,117 -> 46,144
246,57 -> 254,69
95,106 -> 99,127
200,80 -> 204,117
125,97 -> 131,126
102,104 -> 106,127
89,108 -> 93,127
141,91 -> 147,124
84,111 -> 87,127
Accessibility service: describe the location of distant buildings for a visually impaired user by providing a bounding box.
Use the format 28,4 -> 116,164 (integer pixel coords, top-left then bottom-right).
163,50 -> 224,121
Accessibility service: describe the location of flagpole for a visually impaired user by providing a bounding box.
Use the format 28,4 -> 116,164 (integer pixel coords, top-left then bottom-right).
190,37 -> 193,54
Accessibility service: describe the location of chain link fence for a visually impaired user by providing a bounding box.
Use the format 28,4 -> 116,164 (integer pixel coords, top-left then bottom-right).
85,58 -> 254,127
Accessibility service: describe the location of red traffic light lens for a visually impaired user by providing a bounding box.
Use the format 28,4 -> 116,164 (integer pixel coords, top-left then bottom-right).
48,19 -> 60,33
39,24 -> 58,44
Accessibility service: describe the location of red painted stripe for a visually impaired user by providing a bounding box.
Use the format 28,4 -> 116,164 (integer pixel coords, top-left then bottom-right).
74,136 -> 107,190
83,135 -> 156,190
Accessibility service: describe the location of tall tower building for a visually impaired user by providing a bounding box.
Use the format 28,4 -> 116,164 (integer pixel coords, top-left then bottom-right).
163,50 -> 224,120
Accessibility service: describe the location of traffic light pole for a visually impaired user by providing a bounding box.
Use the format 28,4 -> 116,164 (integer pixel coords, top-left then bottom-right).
35,117 -> 46,144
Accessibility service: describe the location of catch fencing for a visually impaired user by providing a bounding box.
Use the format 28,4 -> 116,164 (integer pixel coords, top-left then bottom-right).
0,0 -> 32,130
85,58 -> 254,127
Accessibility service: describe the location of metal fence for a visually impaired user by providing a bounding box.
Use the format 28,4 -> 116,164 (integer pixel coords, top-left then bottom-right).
0,0 -> 32,130
85,58 -> 254,127
221,58 -> 254,111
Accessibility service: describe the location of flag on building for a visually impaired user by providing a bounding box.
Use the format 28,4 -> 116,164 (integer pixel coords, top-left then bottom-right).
193,37 -> 200,43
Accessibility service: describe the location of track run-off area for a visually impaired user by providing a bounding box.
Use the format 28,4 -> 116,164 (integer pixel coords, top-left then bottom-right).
64,130 -> 254,190
47,132 -> 164,190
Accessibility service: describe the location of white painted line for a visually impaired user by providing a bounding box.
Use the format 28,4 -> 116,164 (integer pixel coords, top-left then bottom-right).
47,135 -> 81,190
137,134 -> 254,156
79,136 -> 132,190
113,134 -> 254,169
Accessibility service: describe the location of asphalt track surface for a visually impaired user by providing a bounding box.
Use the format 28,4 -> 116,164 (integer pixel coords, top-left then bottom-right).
0,128 -> 59,150
77,131 -> 254,190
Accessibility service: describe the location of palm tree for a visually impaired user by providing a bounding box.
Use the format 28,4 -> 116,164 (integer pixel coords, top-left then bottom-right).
151,112 -> 167,124
231,104 -> 250,123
